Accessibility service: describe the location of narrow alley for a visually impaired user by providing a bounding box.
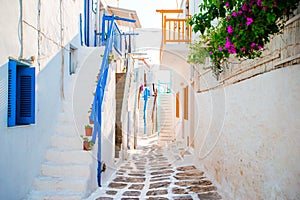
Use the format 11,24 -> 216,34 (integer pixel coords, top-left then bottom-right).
86,137 -> 223,200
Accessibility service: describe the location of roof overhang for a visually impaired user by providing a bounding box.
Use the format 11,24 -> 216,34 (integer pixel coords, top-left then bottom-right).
107,6 -> 141,28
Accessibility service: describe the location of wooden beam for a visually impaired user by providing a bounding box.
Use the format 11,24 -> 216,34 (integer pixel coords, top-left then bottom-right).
156,9 -> 183,13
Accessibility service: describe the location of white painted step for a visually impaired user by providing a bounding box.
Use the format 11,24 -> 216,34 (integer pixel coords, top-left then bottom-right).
51,135 -> 82,150
28,190 -> 84,200
45,149 -> 93,164
34,177 -> 87,192
55,124 -> 78,136
41,162 -> 91,178
57,112 -> 75,123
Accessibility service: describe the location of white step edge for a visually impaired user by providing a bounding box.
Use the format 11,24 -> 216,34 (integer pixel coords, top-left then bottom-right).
41,162 -> 91,178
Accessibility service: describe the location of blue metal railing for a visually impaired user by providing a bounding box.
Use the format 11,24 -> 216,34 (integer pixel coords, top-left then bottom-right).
90,14 -> 136,187
89,15 -> 119,187
101,15 -> 122,54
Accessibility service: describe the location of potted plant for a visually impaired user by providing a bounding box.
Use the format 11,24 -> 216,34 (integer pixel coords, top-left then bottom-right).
80,135 -> 94,151
85,124 -> 93,136
88,107 -> 94,124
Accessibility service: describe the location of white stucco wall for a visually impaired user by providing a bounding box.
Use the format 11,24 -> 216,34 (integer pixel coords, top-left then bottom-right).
0,1 -> 83,199
101,61 -> 117,186
194,65 -> 300,199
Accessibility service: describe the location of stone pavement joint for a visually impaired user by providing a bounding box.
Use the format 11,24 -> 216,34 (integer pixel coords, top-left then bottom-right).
92,144 -> 222,200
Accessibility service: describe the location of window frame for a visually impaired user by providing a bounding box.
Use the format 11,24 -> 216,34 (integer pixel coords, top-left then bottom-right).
7,59 -> 35,127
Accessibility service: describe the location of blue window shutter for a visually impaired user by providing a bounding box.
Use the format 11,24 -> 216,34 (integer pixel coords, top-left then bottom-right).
7,60 -> 17,126
16,67 -> 35,124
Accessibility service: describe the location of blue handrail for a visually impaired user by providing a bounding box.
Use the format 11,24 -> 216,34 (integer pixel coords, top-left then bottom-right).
90,13 -> 136,187
101,14 -> 123,54
90,15 -> 116,187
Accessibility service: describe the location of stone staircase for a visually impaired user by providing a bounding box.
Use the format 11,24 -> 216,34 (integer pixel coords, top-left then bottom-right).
27,48 -> 104,200
158,93 -> 175,144
27,90 -> 94,200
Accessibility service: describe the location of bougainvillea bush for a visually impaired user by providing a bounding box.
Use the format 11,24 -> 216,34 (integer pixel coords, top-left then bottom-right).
187,0 -> 299,79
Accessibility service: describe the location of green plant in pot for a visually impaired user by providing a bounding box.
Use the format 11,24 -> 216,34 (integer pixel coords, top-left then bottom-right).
80,135 -> 94,151
85,124 -> 93,136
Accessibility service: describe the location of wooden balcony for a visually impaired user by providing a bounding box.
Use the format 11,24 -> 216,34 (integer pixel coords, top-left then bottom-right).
156,9 -> 191,44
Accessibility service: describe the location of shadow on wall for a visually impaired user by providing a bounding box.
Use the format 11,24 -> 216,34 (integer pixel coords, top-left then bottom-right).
0,51 -> 63,200
0,63 -> 8,127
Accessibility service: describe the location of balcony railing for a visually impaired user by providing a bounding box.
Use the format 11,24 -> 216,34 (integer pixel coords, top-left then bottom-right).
156,9 -> 191,44
164,16 -> 191,43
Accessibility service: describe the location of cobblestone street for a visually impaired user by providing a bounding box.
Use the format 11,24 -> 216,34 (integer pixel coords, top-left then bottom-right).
86,141 -> 223,200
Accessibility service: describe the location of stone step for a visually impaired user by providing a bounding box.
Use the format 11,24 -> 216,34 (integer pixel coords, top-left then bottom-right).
28,190 -> 84,200
55,124 -> 78,136
40,162 -> 91,178
34,176 -> 87,192
45,149 -> 93,164
61,101 -> 73,113
50,135 -> 82,150
57,112 -> 75,123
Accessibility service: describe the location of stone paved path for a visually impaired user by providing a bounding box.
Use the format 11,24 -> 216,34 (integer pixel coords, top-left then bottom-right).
88,144 -> 222,200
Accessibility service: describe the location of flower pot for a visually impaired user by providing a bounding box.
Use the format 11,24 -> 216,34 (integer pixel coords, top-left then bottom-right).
85,126 -> 93,136
83,141 -> 89,151
89,116 -> 94,124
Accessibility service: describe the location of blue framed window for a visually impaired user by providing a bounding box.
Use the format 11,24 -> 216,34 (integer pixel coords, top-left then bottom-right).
7,60 -> 35,127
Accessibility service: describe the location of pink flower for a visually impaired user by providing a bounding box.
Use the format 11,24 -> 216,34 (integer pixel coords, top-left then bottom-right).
240,47 -> 246,52
250,42 -> 256,48
257,0 -> 263,7
242,4 -> 248,11
227,26 -> 234,34
218,46 -> 223,51
225,37 -> 237,54
232,12 -> 237,17
225,37 -> 231,48
263,6 -> 268,10
246,17 -> 253,26
229,46 -> 236,54
209,51 -> 213,55
227,16 -> 231,21
273,1 -> 277,7
258,45 -> 263,50
238,10 -> 243,16
225,2 -> 229,7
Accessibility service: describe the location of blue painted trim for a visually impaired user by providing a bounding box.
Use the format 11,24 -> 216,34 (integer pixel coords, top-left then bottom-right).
94,29 -> 97,47
80,13 -> 83,46
114,16 -> 136,23
84,0 -> 90,46
7,60 -> 17,127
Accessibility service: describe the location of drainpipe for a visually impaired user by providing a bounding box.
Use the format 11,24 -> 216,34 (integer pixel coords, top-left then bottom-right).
19,0 -> 23,59
60,0 -> 65,99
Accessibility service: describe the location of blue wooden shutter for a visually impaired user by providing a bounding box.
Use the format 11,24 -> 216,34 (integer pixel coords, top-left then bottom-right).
7,60 -> 17,126
16,67 -> 35,124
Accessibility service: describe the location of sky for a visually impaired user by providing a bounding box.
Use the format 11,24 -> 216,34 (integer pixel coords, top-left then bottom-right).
119,0 -> 178,28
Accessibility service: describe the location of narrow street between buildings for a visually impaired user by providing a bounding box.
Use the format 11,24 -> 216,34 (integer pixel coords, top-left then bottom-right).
86,137 -> 223,200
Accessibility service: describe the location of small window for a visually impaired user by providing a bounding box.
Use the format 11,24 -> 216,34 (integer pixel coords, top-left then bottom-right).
7,60 -> 35,127
69,45 -> 78,75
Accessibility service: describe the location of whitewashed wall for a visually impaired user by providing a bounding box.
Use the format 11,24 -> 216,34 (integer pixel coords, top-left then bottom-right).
194,65 -> 300,199
101,61 -> 117,186
0,0 -> 83,199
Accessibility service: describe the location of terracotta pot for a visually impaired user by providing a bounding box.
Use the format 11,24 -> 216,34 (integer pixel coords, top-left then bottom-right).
83,141 -> 89,151
89,116 -> 94,124
85,126 -> 93,136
